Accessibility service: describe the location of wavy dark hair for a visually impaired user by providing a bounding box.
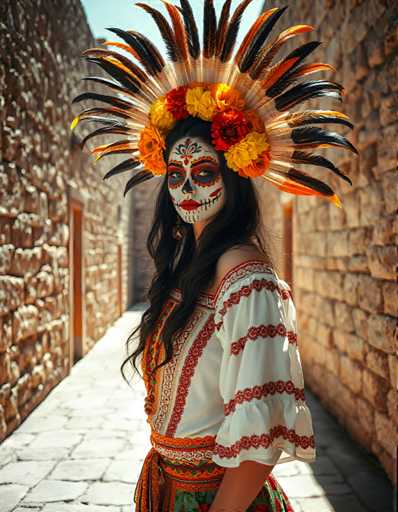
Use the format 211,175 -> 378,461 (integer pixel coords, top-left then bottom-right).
120,117 -> 274,384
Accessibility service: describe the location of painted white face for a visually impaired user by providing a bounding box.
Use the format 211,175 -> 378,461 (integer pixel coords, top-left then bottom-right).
167,136 -> 226,224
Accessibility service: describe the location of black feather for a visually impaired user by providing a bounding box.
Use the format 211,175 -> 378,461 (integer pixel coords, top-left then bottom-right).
285,111 -> 353,130
77,116 -> 127,128
74,107 -> 133,122
291,126 -> 358,154
80,125 -> 131,149
82,76 -> 136,97
180,0 -> 200,59
84,57 -> 142,93
274,80 -> 343,111
96,149 -> 135,160
135,3 -> 180,62
106,27 -> 162,75
83,47 -> 149,82
128,30 -> 165,71
239,7 -> 287,73
124,170 -> 154,195
203,0 -> 217,59
215,0 -> 232,56
220,0 -> 253,63
287,167 -> 336,196
103,158 -> 141,180
72,91 -> 134,110
266,41 -> 322,97
292,150 -> 353,185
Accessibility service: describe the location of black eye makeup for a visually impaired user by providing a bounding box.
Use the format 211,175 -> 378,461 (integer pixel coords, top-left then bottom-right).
191,166 -> 219,186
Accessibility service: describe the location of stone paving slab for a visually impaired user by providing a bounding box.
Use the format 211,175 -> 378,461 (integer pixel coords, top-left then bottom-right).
0,307 -> 394,512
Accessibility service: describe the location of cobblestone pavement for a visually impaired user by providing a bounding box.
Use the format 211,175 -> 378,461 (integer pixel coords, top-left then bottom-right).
0,307 -> 394,512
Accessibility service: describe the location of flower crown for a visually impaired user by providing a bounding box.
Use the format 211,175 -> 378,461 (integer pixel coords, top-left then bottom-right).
141,82 -> 270,178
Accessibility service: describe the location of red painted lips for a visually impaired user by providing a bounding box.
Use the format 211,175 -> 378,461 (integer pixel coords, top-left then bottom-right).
179,199 -> 201,210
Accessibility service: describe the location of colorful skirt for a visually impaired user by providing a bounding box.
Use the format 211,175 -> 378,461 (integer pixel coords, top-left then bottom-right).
134,431 -> 294,511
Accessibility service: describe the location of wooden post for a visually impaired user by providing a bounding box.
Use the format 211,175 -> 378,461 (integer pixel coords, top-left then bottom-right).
282,199 -> 293,295
68,188 -> 86,371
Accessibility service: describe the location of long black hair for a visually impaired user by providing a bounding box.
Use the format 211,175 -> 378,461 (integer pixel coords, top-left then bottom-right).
120,117 -> 274,384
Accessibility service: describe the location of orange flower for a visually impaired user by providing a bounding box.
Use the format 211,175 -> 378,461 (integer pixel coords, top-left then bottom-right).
211,83 -> 245,112
239,149 -> 271,178
138,125 -> 166,175
245,109 -> 265,133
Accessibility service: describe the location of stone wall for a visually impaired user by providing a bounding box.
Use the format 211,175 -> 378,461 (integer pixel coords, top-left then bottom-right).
259,0 -> 397,482
129,179 -> 159,305
0,0 -> 134,441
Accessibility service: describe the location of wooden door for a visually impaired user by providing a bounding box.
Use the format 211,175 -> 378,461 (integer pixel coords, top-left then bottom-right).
69,197 -> 84,368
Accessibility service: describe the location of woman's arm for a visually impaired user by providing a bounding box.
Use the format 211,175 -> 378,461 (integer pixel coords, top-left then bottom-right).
209,460 -> 275,512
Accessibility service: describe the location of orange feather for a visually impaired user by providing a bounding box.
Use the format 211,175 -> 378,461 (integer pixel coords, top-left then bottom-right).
103,41 -> 141,61
262,57 -> 300,90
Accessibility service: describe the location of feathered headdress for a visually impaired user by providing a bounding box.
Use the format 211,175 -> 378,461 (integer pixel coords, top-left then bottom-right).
70,0 -> 357,207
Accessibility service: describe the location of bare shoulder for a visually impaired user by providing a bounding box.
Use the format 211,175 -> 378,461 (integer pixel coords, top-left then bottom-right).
212,244 -> 270,293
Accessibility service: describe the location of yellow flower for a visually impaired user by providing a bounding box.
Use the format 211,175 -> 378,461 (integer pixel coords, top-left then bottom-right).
149,98 -> 176,133
186,86 -> 217,121
225,131 -> 270,172
138,125 -> 167,175
211,83 -> 245,112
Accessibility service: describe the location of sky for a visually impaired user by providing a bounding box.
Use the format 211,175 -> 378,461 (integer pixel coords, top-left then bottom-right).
80,0 -> 264,52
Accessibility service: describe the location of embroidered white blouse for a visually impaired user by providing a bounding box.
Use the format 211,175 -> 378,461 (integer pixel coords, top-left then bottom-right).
146,260 -> 316,468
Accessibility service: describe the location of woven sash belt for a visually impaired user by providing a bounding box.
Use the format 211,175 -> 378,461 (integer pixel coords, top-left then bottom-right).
134,430 -> 225,511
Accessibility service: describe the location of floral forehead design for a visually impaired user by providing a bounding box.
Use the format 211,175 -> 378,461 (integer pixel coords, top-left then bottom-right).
70,0 -> 357,208
173,138 -> 204,166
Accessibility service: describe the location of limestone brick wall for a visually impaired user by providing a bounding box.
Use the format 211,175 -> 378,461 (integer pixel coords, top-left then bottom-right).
259,0 -> 397,482
129,179 -> 159,305
0,0 -> 133,441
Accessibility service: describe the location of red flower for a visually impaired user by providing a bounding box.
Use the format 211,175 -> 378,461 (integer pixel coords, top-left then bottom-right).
254,505 -> 268,511
166,86 -> 189,120
198,504 -> 211,511
211,109 -> 251,151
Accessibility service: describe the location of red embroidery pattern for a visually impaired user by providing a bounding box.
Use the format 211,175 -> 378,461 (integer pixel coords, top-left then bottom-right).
166,315 -> 216,436
213,260 -> 275,305
224,380 -> 305,416
142,299 -> 176,417
230,323 -> 297,355
213,427 -> 315,459
170,287 -> 214,309
217,279 -> 292,322
153,309 -> 203,432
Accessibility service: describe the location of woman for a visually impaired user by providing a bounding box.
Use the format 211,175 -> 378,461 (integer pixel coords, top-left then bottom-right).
126,115 -> 316,511
70,1 -> 356,509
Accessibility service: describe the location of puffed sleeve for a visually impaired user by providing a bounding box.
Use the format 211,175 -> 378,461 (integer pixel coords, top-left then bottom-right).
211,265 -> 316,468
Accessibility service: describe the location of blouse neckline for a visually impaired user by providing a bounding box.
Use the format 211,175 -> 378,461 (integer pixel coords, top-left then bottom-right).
171,259 -> 274,307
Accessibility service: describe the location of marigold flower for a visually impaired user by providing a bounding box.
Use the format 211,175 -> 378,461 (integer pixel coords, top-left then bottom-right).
211,109 -> 251,151
239,148 -> 271,178
149,98 -> 176,133
165,86 -> 189,121
138,125 -> 167,175
211,83 -> 245,112
186,86 -> 217,121
225,131 -> 270,173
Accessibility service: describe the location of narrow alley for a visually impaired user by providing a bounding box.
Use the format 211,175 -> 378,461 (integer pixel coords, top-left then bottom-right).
0,308 -> 393,512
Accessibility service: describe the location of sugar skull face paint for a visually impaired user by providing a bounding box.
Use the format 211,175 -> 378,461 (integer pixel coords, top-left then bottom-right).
167,137 -> 226,224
